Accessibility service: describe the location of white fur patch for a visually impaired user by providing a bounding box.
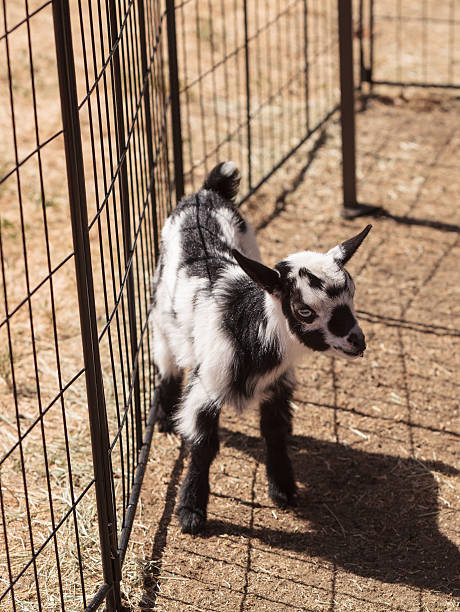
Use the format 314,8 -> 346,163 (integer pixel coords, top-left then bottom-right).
287,250 -> 345,286
220,161 -> 237,177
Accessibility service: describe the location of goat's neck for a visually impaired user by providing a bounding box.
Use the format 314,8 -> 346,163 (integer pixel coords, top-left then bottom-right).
264,293 -> 303,364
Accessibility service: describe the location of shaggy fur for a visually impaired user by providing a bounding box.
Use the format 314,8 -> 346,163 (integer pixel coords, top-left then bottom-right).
151,162 -> 371,534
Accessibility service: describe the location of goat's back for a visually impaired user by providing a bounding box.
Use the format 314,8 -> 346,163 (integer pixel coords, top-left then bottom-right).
151,164 -> 260,379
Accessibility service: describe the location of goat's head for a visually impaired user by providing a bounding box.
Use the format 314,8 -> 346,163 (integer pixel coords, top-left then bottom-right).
232,225 -> 371,359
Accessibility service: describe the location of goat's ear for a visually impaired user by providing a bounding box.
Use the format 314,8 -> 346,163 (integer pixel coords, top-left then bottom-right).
328,224 -> 372,266
232,249 -> 281,294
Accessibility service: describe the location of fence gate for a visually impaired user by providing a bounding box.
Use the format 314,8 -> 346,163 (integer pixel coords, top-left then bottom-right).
0,0 -> 358,609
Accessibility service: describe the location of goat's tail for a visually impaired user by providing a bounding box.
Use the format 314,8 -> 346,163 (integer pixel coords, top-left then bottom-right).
202,161 -> 240,202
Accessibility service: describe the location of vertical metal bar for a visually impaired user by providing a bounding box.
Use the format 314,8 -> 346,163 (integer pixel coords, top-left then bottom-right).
243,0 -> 252,190
51,0 -> 122,608
369,0 -> 374,87
166,0 -> 184,203
358,0 -> 373,87
338,0 -> 357,210
338,0 -> 380,218
358,0 -> 364,89
108,0 -> 143,456
302,0 -> 310,131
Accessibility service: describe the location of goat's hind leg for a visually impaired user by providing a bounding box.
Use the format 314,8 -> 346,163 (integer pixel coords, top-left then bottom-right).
260,371 -> 297,507
153,330 -> 183,432
156,371 -> 183,433
176,374 -> 221,534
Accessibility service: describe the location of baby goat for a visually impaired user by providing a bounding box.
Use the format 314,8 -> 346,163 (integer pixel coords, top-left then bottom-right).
151,162 -> 371,534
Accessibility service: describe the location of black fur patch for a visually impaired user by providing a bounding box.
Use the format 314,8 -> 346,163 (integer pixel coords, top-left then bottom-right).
218,275 -> 282,398
275,260 -> 293,281
299,267 -> 324,290
155,373 -> 183,432
260,374 -> 297,506
300,329 -> 330,351
195,404 -> 221,442
326,283 -> 347,298
177,398 -> 220,534
277,270 -> 330,351
233,211 -> 247,233
175,192 -> 242,285
201,162 -> 241,201
328,304 -> 356,337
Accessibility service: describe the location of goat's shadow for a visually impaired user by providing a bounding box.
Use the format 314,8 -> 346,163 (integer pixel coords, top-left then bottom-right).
207,427 -> 459,596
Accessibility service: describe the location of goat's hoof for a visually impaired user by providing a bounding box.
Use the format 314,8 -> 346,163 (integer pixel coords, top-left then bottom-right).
269,484 -> 297,508
178,506 -> 206,534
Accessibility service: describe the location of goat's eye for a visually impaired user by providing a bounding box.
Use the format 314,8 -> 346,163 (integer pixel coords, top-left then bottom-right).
297,307 -> 316,322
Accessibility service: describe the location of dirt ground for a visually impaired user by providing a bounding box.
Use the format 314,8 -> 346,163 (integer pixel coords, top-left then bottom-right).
121,93 -> 460,611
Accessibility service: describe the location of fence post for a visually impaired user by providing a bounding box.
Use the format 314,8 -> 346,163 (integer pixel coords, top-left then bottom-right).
166,0 -> 184,203
338,0 -> 379,218
369,0 -> 375,87
338,0 -> 358,212
51,0 -> 122,608
358,0 -> 374,87
107,0 -> 143,454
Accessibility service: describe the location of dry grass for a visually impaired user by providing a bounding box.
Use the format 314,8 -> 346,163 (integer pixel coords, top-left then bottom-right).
1,0 -> 459,609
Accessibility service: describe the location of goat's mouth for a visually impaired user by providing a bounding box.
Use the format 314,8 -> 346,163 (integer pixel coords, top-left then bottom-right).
333,346 -> 365,358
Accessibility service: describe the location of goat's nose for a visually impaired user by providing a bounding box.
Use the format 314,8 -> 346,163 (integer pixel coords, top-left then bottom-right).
348,329 -> 366,353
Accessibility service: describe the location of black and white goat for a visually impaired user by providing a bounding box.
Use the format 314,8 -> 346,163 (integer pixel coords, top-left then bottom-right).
151,162 -> 371,534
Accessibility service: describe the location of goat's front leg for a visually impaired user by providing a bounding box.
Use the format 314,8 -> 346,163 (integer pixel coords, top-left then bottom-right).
176,376 -> 221,534
260,372 -> 297,507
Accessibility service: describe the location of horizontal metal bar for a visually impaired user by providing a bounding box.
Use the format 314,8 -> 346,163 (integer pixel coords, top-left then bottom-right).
118,388 -> 158,565
371,79 -> 460,90
375,14 -> 460,25
85,583 -> 111,611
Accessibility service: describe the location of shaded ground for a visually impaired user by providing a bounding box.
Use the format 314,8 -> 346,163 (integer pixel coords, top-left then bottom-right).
123,94 -> 460,611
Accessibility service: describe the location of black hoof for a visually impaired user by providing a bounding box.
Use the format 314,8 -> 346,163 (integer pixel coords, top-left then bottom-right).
178,506 -> 206,534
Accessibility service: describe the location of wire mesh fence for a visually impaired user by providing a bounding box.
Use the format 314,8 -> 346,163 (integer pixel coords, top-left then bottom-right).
0,0 -> 343,608
175,0 -> 341,203
0,0 -> 171,607
2,0 -> 458,609
359,0 -> 460,89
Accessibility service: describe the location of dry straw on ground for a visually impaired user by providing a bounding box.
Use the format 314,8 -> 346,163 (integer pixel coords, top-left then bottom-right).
1,0 -> 459,610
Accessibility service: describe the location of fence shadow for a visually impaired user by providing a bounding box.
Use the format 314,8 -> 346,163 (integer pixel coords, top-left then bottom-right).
341,204 -> 460,235
206,428 -> 460,596
379,211 -> 460,234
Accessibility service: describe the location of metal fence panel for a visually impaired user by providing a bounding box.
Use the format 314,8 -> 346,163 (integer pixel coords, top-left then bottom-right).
174,0 -> 341,204
1,0 -> 345,609
0,0 -> 170,606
